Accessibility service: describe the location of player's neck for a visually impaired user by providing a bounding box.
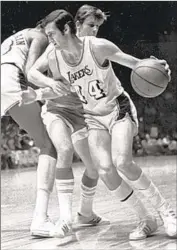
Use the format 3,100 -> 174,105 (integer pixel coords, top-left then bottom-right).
61,36 -> 84,63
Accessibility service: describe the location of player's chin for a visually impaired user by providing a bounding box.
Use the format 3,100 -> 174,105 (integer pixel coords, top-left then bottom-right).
92,32 -> 97,37
87,32 -> 97,37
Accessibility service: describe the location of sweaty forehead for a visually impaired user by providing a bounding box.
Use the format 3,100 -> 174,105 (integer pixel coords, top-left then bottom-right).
45,22 -> 56,34
83,16 -> 104,26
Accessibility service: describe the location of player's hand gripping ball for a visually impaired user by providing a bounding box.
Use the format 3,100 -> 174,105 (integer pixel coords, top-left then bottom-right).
131,56 -> 171,98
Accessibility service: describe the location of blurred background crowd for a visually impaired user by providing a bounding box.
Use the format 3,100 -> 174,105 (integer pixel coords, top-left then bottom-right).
1,1 -> 177,169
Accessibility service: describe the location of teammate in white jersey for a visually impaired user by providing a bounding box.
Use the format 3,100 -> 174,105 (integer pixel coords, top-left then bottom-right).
23,9 -> 176,240
1,27 -> 58,237
73,5 -> 152,230
35,9 -> 176,239
73,5 -> 108,226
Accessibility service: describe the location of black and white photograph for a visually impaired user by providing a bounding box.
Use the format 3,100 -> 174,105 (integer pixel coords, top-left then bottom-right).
1,1 -> 177,250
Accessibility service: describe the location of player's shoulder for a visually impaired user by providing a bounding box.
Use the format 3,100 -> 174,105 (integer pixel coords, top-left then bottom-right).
87,36 -> 113,50
87,36 -> 107,43
87,36 -> 116,57
27,28 -> 48,43
27,28 -> 45,37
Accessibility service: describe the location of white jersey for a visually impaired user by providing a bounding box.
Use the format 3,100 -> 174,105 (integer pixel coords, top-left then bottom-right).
1,29 -> 30,72
55,36 -> 124,116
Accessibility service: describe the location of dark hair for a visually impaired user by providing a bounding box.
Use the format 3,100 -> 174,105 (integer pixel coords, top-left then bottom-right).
37,9 -> 76,35
74,5 -> 108,24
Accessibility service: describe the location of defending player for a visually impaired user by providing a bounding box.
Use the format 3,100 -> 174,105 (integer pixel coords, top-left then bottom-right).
1,27 -> 58,237
23,9 -> 176,240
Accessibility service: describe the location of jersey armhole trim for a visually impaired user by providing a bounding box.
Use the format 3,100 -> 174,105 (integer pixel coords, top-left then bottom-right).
89,39 -> 110,70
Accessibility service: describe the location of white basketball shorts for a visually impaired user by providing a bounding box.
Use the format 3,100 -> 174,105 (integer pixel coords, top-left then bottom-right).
84,91 -> 139,136
1,63 -> 26,116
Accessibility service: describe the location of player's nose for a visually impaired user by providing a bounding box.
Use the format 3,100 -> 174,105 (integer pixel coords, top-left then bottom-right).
92,28 -> 98,36
93,26 -> 98,32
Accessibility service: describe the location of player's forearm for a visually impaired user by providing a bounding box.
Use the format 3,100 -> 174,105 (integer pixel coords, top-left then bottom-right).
35,87 -> 58,100
109,52 -> 141,70
25,55 -> 38,75
27,68 -> 52,88
25,36 -> 48,75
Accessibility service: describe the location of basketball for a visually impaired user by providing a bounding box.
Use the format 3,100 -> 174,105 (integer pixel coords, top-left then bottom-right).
131,59 -> 169,98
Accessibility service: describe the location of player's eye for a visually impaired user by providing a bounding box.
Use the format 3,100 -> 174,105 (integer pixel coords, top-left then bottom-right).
89,24 -> 95,28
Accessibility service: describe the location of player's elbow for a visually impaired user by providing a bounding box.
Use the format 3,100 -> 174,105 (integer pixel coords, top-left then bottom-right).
27,68 -> 37,84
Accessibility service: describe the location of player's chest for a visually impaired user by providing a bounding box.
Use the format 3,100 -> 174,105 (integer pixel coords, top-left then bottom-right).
60,62 -> 106,88
66,64 -> 95,86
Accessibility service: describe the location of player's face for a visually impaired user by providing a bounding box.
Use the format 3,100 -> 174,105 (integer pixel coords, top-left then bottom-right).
45,22 -> 63,48
77,16 -> 104,37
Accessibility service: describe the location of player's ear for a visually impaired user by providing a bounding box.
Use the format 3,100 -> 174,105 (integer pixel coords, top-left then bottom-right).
75,20 -> 81,31
64,24 -> 70,35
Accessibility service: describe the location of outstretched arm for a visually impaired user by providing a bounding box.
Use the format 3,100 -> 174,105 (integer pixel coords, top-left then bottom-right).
92,38 -> 171,80
108,48 -> 141,70
92,38 -> 141,70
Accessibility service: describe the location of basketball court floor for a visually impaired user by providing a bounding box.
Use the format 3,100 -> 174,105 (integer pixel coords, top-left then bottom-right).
1,156 -> 176,250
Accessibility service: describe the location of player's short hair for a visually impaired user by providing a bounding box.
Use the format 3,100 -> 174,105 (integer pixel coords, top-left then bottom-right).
74,5 -> 108,24
37,9 -> 76,35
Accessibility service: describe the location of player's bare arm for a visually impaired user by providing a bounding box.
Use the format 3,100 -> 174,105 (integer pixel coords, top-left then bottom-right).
91,37 -> 140,69
20,86 -> 63,106
92,38 -> 171,80
28,44 -> 71,93
27,44 -> 54,87
25,30 -> 48,74
27,45 -> 70,95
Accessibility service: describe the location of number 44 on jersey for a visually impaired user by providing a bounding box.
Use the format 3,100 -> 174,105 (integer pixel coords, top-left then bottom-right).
74,80 -> 106,104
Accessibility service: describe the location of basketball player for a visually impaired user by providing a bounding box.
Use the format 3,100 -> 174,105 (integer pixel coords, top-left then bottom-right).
1,27 -> 58,237
19,8 -> 108,238
23,9 -> 176,240
73,5 -> 108,226
73,4 -> 157,230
